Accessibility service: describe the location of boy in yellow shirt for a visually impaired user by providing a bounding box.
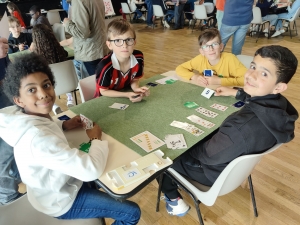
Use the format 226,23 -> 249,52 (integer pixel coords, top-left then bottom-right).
176,28 -> 247,86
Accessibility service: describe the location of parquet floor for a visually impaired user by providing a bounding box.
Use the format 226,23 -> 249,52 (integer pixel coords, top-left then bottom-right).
55,17 -> 300,225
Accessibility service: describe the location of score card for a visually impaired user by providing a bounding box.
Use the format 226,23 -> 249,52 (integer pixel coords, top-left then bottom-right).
130,131 -> 165,152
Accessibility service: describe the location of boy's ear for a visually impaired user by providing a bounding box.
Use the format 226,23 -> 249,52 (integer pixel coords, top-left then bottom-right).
106,41 -> 113,50
13,96 -> 25,108
199,48 -> 205,56
273,82 -> 287,94
219,43 -> 224,51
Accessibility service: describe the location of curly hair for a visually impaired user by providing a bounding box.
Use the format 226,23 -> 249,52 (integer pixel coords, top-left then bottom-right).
3,53 -> 55,103
32,24 -> 67,64
254,45 -> 298,84
7,2 -> 25,23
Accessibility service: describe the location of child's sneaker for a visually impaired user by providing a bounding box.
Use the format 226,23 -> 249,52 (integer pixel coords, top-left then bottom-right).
163,20 -> 170,28
52,104 -> 63,115
163,195 -> 190,217
67,100 -> 74,108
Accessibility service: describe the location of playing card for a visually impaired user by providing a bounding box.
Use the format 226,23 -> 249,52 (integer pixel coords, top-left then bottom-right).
170,121 -> 204,136
210,103 -> 228,111
130,131 -> 165,153
170,121 -> 188,129
164,134 -> 187,150
80,114 -> 93,130
109,103 -> 129,110
187,115 -> 215,129
195,107 -> 218,118
201,87 -> 215,99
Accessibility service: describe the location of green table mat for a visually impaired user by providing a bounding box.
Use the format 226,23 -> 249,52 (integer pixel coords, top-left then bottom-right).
71,75 -> 239,160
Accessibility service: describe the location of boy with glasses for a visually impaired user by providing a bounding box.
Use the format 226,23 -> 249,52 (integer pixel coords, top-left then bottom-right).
176,28 -> 247,87
29,5 -> 51,30
94,19 -> 150,102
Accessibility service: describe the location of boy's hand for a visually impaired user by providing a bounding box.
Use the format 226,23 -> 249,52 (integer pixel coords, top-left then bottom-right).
215,86 -> 238,97
134,86 -> 150,96
0,38 -> 8,58
86,123 -> 102,140
205,76 -> 221,85
18,44 -> 25,51
128,92 -> 143,102
62,115 -> 82,130
191,74 -> 208,87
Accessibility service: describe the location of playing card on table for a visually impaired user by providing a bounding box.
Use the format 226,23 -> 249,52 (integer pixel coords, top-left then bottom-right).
130,131 -> 165,153
170,121 -> 189,129
210,103 -> 228,111
195,107 -> 218,118
109,103 -> 129,110
187,115 -> 215,129
80,114 -> 93,130
164,134 -> 187,150
170,120 -> 204,136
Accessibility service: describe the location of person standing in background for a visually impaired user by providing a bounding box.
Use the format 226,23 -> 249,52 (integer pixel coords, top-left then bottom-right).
63,0 -> 109,76
220,0 -> 254,55
7,2 -> 26,28
216,0 -> 225,30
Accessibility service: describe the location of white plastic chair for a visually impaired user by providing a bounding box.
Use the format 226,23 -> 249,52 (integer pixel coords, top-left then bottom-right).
121,3 -> 135,22
152,5 -> 167,29
279,7 -> 300,39
237,54 -> 253,69
156,143 -> 283,225
47,10 -> 61,25
192,4 -> 213,32
0,193 -> 105,225
250,7 -> 270,42
49,60 -> 79,105
52,23 -> 66,42
78,75 -> 96,103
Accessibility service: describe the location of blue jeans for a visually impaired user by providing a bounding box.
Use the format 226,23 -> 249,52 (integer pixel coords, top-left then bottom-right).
216,10 -> 224,30
83,59 -> 101,76
73,60 -> 89,80
165,10 -> 174,23
56,183 -> 141,225
276,13 -> 289,30
262,14 -> 279,28
133,10 -> 143,19
145,0 -> 153,25
220,23 -> 250,55
174,4 -> 185,28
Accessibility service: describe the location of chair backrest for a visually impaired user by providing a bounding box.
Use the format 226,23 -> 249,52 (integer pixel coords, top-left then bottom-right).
49,60 -> 79,96
0,193 -> 102,225
194,4 -> 208,20
153,5 -> 165,17
168,143 -> 282,206
236,54 -> 253,68
52,23 -> 66,42
203,2 -> 214,14
121,3 -> 132,14
128,0 -> 137,12
78,75 -> 96,103
251,7 -> 262,24
47,10 -> 61,25
288,7 -> 300,22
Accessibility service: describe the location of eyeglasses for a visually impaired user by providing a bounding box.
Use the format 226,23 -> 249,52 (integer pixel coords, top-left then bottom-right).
201,42 -> 220,51
30,13 -> 35,17
109,38 -> 135,47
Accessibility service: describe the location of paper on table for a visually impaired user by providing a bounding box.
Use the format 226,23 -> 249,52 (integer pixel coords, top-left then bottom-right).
0,12 -> 10,39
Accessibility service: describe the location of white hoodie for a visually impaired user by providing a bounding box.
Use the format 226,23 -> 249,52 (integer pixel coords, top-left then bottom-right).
0,106 -> 109,217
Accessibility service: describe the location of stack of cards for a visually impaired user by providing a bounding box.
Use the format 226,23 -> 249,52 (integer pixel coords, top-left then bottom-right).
80,114 -> 93,130
195,107 -> 218,118
170,121 -> 204,136
130,131 -> 165,152
109,103 -> 129,110
210,103 -> 228,111
165,134 -> 187,150
187,115 -> 215,129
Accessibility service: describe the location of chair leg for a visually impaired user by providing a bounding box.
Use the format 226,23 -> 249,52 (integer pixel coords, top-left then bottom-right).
73,90 -> 78,105
156,173 -> 164,212
100,217 -> 106,225
294,21 -> 297,36
289,23 -> 292,39
192,19 -> 196,32
248,175 -> 258,217
194,200 -> 205,225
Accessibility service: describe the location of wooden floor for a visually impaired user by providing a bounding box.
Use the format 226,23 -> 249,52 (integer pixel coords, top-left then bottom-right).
55,18 -> 300,225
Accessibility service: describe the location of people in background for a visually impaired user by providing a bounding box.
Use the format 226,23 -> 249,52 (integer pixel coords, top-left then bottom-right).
145,0 -> 155,27
94,19 -> 150,102
171,0 -> 187,30
274,0 -> 300,37
161,45 -> 298,217
63,0 -> 109,76
220,0 -> 253,55
0,53 -> 141,224
256,0 -> 280,38
0,37 -> 22,206
8,16 -> 32,54
29,5 -> 52,30
176,28 -> 247,87
7,2 -> 26,28
128,0 -> 146,21
30,24 -> 74,113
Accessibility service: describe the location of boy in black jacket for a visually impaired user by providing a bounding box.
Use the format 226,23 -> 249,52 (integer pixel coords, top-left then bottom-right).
161,45 -> 299,217
8,16 -> 32,54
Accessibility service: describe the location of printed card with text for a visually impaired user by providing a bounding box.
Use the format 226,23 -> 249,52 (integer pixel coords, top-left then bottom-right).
165,134 -> 187,150
201,87 -> 215,99
80,114 -> 93,130
109,103 -> 129,110
130,131 -> 165,152
195,107 -> 218,118
187,115 -> 215,129
170,120 -> 204,136
210,103 -> 228,111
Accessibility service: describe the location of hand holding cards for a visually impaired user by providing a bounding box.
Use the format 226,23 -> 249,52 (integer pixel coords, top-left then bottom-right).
80,114 -> 93,130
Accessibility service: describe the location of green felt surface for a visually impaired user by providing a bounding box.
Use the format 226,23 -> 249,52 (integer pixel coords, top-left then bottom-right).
8,46 -> 74,61
70,75 -> 239,160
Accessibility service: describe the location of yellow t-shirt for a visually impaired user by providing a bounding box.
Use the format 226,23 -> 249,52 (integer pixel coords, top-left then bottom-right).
175,52 -> 247,86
